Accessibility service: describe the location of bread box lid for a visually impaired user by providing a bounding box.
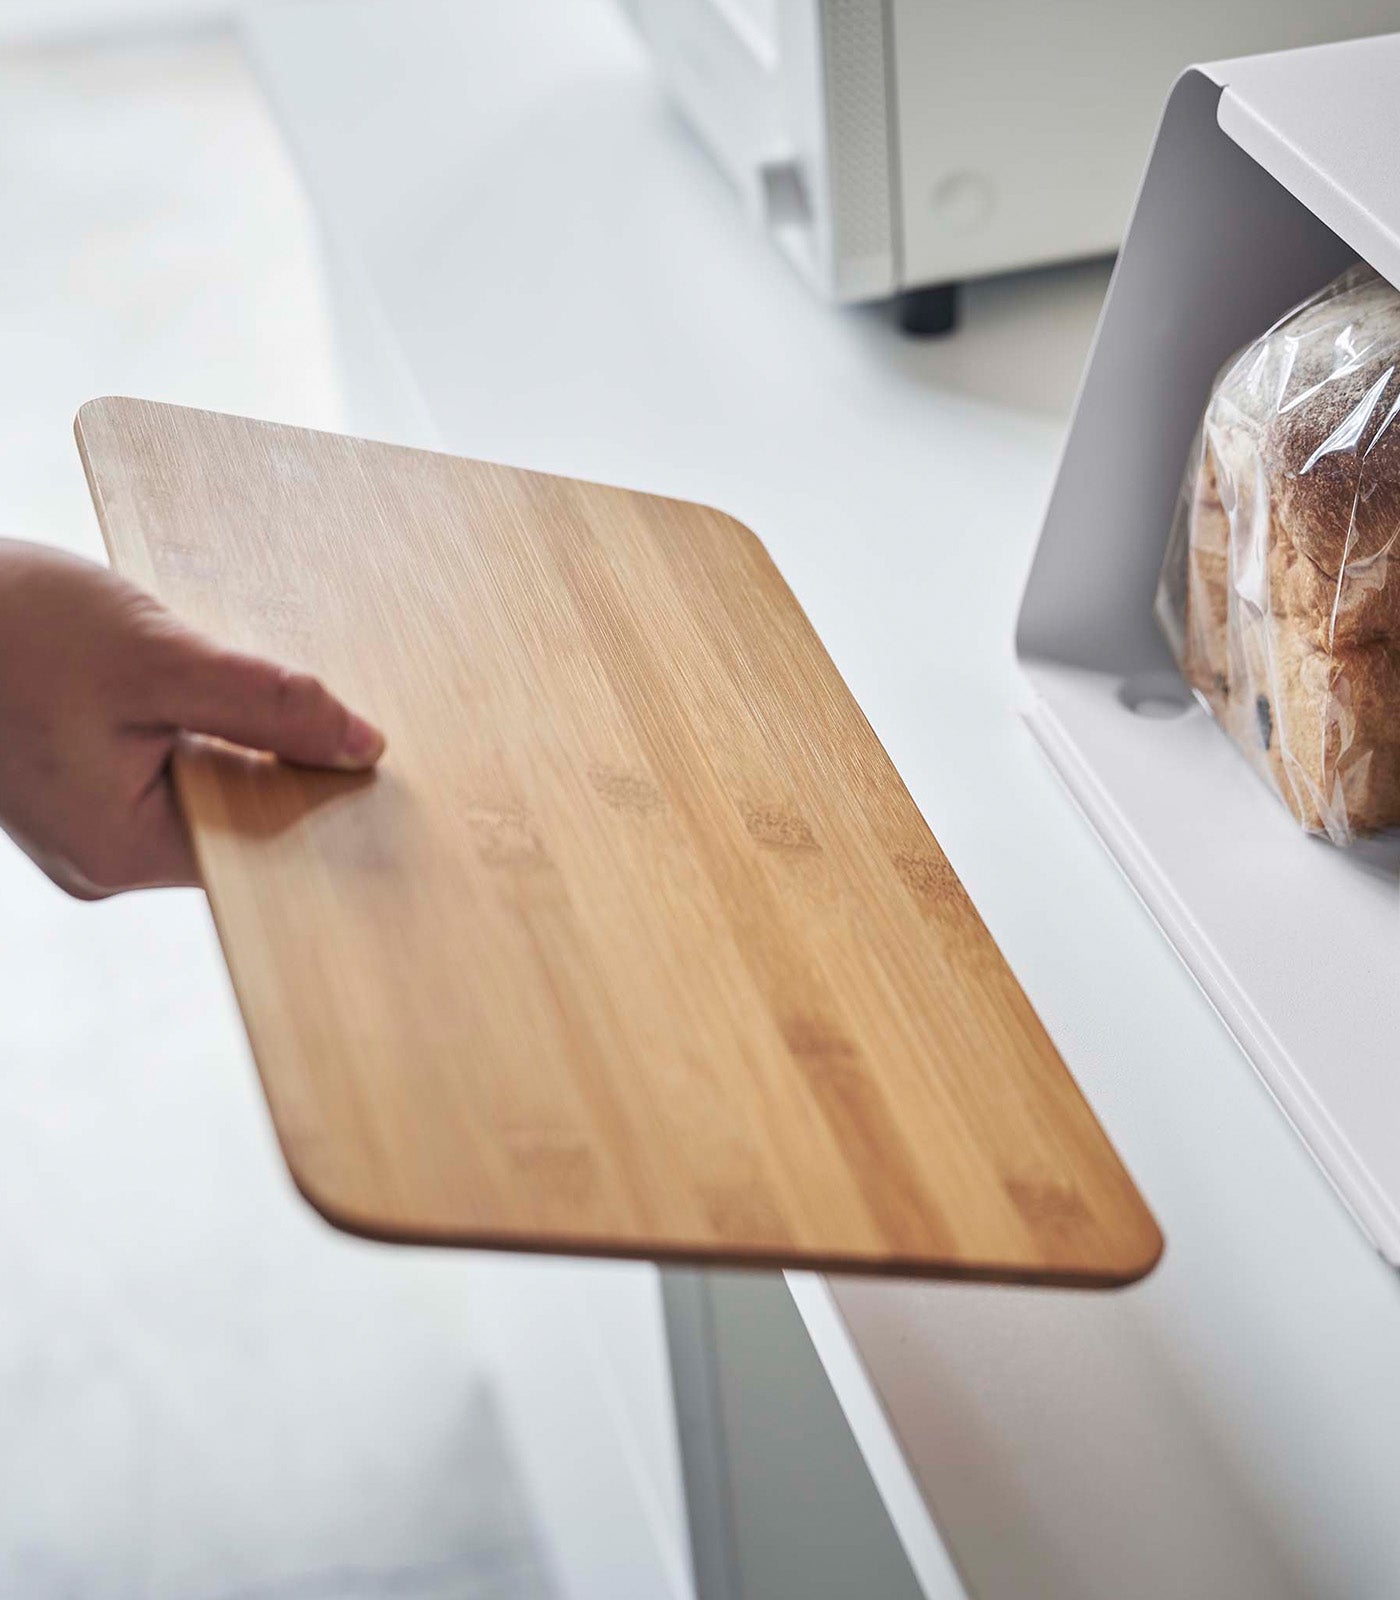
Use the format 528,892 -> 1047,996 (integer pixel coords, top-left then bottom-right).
1215,34 -> 1400,293
1017,35 -> 1400,1262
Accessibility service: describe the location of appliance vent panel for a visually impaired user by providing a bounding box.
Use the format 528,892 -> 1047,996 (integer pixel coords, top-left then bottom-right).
820,0 -> 895,288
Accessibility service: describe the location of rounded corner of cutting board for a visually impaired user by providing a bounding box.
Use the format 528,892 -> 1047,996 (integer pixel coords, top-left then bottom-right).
74,393 -> 144,445
275,1145 -> 400,1248
623,482 -> 775,559
1097,1210 -> 1166,1289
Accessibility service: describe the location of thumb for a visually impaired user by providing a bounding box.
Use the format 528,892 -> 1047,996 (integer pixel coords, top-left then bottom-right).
155,635 -> 386,770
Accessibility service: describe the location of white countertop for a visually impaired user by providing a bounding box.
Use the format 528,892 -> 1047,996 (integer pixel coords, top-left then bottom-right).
246,3 -> 1400,1595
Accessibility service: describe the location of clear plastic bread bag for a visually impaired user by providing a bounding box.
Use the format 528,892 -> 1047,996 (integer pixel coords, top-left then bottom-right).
1156,262 -> 1400,845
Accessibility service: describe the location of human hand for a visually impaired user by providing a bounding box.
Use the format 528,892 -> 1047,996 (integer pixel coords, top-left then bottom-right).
0,538 -> 385,898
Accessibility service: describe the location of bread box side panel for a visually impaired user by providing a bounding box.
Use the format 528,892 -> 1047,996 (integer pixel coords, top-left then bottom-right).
1016,67 -> 1354,681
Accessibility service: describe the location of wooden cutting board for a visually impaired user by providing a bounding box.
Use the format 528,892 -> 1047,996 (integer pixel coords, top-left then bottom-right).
77,397 -> 1160,1284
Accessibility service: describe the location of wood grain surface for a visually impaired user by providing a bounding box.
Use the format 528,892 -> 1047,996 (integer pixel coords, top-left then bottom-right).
76,397 -> 1160,1283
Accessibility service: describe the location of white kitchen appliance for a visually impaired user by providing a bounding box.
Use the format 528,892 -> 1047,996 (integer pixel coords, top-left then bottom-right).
621,0 -> 1400,331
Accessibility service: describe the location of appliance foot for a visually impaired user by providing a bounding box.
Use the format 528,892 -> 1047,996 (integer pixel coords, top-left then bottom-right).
896,282 -> 959,337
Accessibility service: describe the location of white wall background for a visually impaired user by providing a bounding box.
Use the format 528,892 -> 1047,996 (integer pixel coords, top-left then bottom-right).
0,0 -> 283,41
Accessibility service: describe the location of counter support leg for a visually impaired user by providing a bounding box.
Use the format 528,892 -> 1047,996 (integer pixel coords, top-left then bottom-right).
661,1268 -> 933,1600
662,1269 -> 742,1600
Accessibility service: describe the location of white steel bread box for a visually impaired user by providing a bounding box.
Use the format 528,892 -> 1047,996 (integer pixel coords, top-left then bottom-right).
1018,35 -> 1400,1264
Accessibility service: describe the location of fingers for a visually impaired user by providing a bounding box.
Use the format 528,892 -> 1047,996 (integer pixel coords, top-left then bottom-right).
49,810 -> 199,897
127,770 -> 201,890
149,631 -> 386,771
0,548 -> 384,903
3,766 -> 199,899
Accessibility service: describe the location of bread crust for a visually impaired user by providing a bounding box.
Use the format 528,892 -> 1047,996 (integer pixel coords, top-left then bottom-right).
1259,269 -> 1400,576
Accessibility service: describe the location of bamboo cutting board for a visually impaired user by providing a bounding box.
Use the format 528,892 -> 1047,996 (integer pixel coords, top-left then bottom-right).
77,397 -> 1160,1284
